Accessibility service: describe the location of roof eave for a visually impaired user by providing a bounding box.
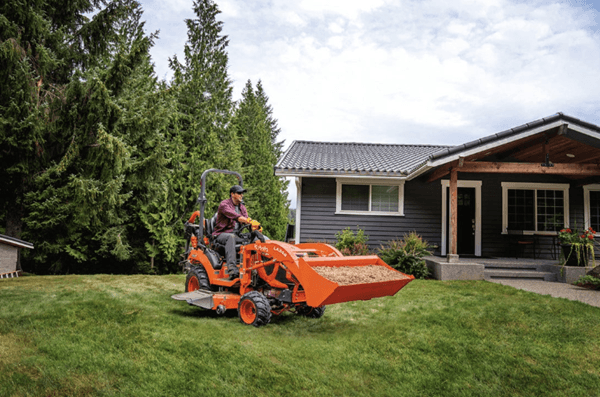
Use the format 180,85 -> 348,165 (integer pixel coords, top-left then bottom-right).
426,119 -> 566,168
0,235 -> 34,250
406,164 -> 433,181
274,168 -> 408,179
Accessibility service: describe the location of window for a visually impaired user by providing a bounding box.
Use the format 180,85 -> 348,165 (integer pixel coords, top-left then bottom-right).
583,185 -> 600,233
336,179 -> 404,215
590,191 -> 600,231
502,183 -> 569,233
341,185 -> 369,211
507,189 -> 535,230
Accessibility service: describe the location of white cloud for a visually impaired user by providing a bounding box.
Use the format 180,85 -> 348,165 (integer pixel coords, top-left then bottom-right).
217,0 -> 240,16
327,36 -> 344,49
298,0 -> 388,19
328,20 -> 346,34
150,0 -> 193,15
137,0 -> 600,206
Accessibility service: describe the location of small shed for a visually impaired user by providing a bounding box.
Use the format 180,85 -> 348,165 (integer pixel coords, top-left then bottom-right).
0,234 -> 34,279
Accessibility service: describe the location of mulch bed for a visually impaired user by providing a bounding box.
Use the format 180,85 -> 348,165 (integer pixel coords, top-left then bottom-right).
575,283 -> 600,290
312,265 -> 409,285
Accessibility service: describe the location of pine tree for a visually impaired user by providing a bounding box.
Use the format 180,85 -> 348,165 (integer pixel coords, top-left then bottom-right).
233,80 -> 289,240
255,81 -> 285,161
159,0 -> 242,267
0,0 -> 99,237
1,1 -> 171,273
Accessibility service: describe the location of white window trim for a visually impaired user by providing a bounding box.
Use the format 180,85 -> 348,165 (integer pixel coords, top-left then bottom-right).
440,180 -> 482,257
335,178 -> 405,216
295,177 -> 302,243
583,184 -> 600,233
501,182 -> 570,234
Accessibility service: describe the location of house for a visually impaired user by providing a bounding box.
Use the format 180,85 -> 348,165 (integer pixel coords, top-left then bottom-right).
0,234 -> 34,279
274,113 -> 600,266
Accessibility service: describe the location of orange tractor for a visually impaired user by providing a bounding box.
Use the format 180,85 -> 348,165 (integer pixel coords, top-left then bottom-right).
172,169 -> 414,327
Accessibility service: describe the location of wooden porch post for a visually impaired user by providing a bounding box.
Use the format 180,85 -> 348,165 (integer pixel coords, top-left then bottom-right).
450,168 -> 458,256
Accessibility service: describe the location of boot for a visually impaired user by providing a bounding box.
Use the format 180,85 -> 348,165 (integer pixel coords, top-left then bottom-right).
228,266 -> 239,280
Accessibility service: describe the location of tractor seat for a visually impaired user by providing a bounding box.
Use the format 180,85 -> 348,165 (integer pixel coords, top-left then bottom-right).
204,214 -> 216,238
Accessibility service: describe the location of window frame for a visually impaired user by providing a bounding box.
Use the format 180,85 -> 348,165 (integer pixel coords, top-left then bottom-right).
501,182 -> 570,234
335,178 -> 405,216
583,184 -> 600,235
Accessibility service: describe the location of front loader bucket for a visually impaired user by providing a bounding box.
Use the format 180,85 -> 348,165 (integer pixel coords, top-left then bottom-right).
296,255 -> 414,307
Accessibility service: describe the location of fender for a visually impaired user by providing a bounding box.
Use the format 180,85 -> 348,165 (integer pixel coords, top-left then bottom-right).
188,249 -> 216,281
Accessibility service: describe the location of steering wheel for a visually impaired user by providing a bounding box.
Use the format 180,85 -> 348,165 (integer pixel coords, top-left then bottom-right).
236,223 -> 253,240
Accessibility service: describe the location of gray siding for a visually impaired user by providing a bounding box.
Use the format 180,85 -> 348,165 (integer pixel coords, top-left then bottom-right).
0,244 -> 18,274
300,174 -> 594,260
299,177 -> 442,253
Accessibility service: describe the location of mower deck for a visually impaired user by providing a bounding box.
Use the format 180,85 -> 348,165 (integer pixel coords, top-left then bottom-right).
171,290 -> 240,310
171,290 -> 215,309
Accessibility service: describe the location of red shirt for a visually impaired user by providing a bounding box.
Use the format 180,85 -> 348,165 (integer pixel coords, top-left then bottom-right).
213,197 -> 248,235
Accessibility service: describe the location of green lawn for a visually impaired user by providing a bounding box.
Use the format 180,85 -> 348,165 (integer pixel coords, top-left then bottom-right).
0,275 -> 598,397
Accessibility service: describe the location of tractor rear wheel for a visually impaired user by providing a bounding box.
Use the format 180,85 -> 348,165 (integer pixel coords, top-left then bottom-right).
185,266 -> 211,292
238,291 -> 271,327
297,305 -> 326,318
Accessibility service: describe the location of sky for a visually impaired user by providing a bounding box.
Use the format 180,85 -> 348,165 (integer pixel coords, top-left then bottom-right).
137,0 -> 600,207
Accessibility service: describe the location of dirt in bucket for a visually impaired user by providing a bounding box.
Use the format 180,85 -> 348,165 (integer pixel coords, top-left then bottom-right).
312,265 -> 410,285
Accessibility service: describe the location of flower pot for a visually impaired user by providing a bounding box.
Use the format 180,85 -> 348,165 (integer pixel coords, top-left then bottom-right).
561,244 -> 589,267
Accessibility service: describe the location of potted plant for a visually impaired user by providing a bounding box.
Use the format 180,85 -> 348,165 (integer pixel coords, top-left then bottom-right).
558,227 -> 595,267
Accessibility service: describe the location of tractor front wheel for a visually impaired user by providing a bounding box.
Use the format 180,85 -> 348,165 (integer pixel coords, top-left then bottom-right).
185,266 -> 211,292
238,291 -> 271,327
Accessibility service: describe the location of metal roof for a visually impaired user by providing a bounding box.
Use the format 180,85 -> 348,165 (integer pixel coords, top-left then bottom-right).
0,234 -> 34,249
275,113 -> 600,179
275,141 -> 452,177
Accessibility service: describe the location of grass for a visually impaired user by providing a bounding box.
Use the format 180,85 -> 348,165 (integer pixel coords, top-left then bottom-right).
0,275 -> 599,397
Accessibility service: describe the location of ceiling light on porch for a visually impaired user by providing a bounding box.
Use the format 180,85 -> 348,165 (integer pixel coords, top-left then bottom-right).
566,153 -> 575,158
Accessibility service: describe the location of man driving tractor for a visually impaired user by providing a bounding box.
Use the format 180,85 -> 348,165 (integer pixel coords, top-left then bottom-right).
213,185 -> 250,279
172,169 -> 414,327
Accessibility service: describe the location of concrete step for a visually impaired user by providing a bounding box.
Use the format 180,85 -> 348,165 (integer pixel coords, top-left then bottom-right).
484,269 -> 557,282
483,261 -> 556,273
485,263 -> 539,271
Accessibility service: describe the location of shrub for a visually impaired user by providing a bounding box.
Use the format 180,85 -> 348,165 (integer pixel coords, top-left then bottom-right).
335,227 -> 370,256
573,275 -> 600,290
378,232 -> 432,279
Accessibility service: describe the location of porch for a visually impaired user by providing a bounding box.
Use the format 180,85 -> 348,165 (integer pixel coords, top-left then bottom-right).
424,255 -> 591,284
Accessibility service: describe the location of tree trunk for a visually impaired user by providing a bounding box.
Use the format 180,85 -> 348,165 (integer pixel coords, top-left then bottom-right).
5,203 -> 24,239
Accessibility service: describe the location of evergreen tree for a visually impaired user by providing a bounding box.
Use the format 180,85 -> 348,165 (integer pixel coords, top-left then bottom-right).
1,0 -> 171,273
256,80 -> 285,161
233,80 -> 289,240
160,0 -> 242,266
0,0 -> 126,238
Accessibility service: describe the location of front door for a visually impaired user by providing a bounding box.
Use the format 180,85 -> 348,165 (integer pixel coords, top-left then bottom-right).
446,187 -> 476,255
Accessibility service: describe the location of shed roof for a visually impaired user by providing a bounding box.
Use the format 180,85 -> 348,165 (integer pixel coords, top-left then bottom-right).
0,234 -> 34,250
275,141 -> 451,177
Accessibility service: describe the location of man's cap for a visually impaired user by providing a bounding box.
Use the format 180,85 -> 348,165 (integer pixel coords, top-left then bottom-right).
230,185 -> 247,194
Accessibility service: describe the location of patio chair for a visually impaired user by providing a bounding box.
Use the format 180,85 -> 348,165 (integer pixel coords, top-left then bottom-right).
506,228 -> 537,259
